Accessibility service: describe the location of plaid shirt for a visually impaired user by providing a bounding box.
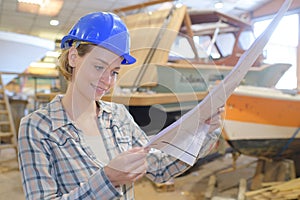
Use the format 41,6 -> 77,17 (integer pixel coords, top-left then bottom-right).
18,95 -> 218,200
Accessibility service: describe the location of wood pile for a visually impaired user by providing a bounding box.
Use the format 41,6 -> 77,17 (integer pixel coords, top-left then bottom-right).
245,178 -> 300,200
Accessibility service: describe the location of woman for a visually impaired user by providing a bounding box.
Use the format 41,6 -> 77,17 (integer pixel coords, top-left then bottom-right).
18,12 -> 222,200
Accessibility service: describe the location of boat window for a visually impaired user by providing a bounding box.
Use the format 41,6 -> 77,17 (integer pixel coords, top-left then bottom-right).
239,30 -> 255,50
169,34 -> 221,61
195,36 -> 220,59
215,33 -> 235,57
169,35 -> 195,59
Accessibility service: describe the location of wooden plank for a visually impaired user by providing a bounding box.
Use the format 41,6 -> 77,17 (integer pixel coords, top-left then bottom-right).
153,180 -> 175,192
211,197 -> 235,200
0,110 -> 8,114
0,132 -> 13,137
102,91 -> 207,106
261,182 -> 283,187
0,144 -> 15,150
237,178 -> 247,200
0,121 -> 10,126
251,159 -> 264,190
245,178 -> 300,197
183,11 -> 199,61
205,175 -> 216,199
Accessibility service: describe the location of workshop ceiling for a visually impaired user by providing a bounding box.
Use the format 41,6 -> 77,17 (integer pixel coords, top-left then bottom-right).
0,0 -> 272,42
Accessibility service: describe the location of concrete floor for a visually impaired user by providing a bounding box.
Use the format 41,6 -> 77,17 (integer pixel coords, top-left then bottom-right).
0,149 -> 24,200
0,148 -> 257,200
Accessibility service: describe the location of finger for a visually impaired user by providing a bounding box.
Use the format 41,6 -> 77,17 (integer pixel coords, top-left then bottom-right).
125,150 -> 147,163
109,152 -> 147,173
130,158 -> 147,174
124,154 -> 147,173
126,147 -> 145,153
126,163 -> 147,182
117,172 -> 146,185
114,164 -> 147,184
133,172 -> 146,182
144,147 -> 151,153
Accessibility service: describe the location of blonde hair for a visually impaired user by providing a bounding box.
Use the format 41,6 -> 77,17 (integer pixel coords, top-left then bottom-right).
58,42 -> 95,81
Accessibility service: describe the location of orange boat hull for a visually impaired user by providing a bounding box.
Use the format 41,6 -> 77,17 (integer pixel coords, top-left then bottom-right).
222,86 -> 300,158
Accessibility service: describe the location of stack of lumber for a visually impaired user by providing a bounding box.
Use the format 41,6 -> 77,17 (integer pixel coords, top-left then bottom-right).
245,178 -> 300,200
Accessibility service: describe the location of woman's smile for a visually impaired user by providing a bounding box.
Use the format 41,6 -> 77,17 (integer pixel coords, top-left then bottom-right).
90,83 -> 108,94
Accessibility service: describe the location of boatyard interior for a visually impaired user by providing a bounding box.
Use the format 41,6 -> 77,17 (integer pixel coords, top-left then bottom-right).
1,0 -> 300,199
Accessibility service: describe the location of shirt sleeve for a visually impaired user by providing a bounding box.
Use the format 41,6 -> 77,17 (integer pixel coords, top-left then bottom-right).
18,115 -> 122,200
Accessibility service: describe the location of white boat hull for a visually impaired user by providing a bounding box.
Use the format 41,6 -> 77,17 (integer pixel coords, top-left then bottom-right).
222,86 -> 300,158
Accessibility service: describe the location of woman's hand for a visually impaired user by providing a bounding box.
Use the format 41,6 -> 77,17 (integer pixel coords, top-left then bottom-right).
205,106 -> 225,133
104,147 -> 148,187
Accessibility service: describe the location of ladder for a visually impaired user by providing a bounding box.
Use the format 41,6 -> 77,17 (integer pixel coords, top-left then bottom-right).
0,73 -> 17,163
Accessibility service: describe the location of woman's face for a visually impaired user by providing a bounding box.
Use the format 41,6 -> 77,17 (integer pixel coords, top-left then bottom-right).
71,46 -> 122,101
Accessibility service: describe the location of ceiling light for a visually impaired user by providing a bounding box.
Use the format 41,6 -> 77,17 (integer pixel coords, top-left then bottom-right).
17,0 -> 63,17
17,0 -> 47,6
214,2 -> 224,9
50,19 -> 59,26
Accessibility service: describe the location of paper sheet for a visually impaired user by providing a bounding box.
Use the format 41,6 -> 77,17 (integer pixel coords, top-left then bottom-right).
145,0 -> 293,166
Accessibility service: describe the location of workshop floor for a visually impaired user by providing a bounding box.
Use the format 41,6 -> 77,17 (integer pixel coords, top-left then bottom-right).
0,148 -> 257,200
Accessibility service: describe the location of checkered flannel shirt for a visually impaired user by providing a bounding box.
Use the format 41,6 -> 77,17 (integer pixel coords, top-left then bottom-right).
18,95 -> 219,200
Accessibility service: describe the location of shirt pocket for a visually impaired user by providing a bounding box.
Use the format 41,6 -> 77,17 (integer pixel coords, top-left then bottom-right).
111,121 -> 132,152
116,135 -> 132,152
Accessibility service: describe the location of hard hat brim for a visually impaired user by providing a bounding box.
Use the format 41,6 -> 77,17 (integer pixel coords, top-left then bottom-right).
122,53 -> 136,65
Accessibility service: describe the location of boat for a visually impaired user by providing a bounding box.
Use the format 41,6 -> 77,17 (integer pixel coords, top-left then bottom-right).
4,2 -> 291,136
222,85 -> 300,159
102,4 -> 291,135
116,6 -> 291,93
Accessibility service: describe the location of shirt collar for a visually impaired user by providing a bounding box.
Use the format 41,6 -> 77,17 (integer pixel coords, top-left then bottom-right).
49,95 -> 114,130
97,100 -> 113,114
48,95 -> 74,131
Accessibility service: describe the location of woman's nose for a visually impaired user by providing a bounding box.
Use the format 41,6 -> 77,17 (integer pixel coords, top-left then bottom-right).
99,70 -> 113,85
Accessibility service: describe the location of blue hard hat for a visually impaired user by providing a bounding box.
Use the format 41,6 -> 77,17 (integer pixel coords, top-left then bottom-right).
61,12 -> 136,65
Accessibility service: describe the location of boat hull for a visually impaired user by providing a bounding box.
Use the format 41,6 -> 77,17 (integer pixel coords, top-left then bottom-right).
228,138 -> 300,158
222,86 -> 300,158
153,63 -> 291,93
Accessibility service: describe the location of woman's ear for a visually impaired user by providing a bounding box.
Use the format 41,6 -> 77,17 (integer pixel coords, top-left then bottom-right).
68,46 -> 78,67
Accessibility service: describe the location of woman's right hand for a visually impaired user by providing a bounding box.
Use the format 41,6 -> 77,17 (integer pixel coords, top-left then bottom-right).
104,147 -> 148,187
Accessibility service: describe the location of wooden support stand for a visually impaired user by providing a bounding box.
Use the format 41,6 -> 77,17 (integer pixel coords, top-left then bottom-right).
204,157 -> 297,200
246,159 -> 299,200
251,159 -> 296,190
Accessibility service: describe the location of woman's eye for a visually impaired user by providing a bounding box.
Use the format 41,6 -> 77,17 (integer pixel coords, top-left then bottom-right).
112,71 -> 119,76
95,66 -> 104,71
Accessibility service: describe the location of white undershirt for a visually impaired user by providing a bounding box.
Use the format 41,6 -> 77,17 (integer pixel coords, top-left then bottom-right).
84,134 -> 109,166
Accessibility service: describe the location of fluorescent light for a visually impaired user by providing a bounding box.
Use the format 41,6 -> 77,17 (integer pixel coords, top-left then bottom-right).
214,2 -> 224,9
50,19 -> 59,26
